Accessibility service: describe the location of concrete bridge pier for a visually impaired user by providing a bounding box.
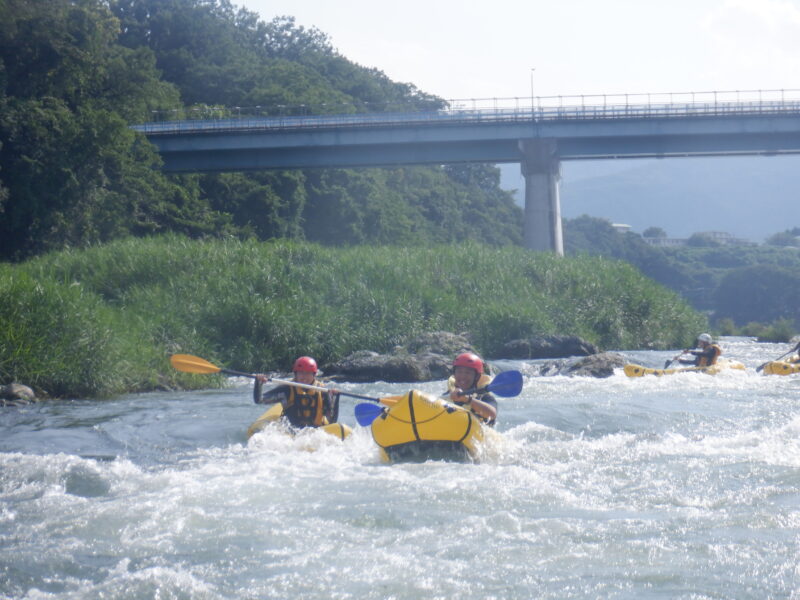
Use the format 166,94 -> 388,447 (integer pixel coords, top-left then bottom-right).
520,139 -> 564,255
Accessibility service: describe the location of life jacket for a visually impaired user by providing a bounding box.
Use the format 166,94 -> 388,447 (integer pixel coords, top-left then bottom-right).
447,373 -> 494,422
283,382 -> 327,428
697,344 -> 722,367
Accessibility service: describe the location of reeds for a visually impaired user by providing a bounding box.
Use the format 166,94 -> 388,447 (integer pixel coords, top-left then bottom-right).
1,235 -> 706,397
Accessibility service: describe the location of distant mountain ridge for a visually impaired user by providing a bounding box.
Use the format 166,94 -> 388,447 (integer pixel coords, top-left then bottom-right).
499,155 -> 800,242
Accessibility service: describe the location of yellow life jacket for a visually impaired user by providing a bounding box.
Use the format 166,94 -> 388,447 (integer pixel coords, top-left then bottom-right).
284,381 -> 327,428
698,344 -> 722,367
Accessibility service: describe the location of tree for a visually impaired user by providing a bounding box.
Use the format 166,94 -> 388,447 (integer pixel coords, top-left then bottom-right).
765,229 -> 800,247
642,226 -> 667,238
0,0 -> 530,259
713,264 -> 800,327
686,232 -> 721,247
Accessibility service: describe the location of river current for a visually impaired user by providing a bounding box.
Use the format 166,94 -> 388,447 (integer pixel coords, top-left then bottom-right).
2,337 -> 799,599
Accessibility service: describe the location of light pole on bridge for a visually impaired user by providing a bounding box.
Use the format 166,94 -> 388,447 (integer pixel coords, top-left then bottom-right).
530,68 -> 536,118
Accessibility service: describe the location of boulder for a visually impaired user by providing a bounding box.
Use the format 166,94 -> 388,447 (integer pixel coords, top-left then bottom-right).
323,349 -> 452,383
500,335 -> 599,359
0,383 -> 37,407
532,352 -> 626,378
404,331 -> 474,356
323,332 -> 479,383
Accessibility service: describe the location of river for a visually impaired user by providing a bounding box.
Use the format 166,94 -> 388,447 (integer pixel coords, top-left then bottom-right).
2,337 -> 799,599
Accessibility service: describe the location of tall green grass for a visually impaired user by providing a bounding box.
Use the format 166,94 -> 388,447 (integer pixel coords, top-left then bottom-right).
1,235 -> 706,397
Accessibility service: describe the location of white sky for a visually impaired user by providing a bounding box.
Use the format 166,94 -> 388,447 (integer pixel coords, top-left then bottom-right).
238,0 -> 800,101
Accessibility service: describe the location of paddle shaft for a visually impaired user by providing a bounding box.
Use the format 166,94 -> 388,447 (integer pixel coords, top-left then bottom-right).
220,367 -> 258,379
170,354 -> 382,402
266,377 -> 380,402
664,351 -> 687,369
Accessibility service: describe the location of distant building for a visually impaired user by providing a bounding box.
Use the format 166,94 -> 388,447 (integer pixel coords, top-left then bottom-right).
611,223 -> 631,234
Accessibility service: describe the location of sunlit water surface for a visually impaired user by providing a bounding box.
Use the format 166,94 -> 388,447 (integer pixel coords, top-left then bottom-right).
2,338 -> 799,599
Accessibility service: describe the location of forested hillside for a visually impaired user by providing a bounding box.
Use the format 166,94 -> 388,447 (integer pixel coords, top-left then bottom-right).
565,216 -> 800,333
0,0 -> 522,261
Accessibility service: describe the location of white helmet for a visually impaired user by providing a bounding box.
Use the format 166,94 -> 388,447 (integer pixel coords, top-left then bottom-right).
698,333 -> 712,344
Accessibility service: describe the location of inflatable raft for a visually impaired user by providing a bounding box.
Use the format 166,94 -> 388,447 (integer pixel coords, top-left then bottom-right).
624,358 -> 746,378
761,360 -> 800,376
369,390 -> 495,463
246,403 -> 352,440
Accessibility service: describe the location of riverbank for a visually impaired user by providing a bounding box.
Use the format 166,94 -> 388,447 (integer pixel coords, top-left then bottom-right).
0,235 -> 706,398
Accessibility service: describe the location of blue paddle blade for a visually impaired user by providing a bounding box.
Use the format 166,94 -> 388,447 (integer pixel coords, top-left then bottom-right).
354,402 -> 384,426
486,370 -> 523,397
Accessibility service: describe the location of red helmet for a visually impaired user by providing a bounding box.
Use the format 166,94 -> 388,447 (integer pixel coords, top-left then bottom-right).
292,356 -> 318,373
453,352 -> 483,374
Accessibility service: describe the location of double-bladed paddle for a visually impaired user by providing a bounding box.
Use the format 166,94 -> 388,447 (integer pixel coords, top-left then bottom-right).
353,369 -> 524,427
169,353 -> 381,402
755,342 -> 800,373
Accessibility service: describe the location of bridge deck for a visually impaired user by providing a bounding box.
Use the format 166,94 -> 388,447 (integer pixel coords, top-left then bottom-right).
132,89 -> 800,171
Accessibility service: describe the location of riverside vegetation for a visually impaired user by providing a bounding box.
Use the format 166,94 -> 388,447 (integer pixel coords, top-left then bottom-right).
0,236 -> 705,398
0,0 -> 720,399
565,216 -> 800,338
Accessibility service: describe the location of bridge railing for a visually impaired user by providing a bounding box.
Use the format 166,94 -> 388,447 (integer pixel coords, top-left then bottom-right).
133,88 -> 800,135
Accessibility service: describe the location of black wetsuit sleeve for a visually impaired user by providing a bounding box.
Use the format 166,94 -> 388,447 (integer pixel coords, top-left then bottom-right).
254,383 -> 290,405
327,392 -> 340,424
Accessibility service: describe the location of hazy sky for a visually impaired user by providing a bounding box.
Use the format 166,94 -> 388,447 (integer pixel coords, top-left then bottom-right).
238,0 -> 800,101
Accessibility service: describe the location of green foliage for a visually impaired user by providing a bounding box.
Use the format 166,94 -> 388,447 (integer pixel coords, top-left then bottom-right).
0,268 -> 131,397
0,0 -> 517,261
642,227 -> 667,239
755,318 -> 797,343
713,264 -> 800,328
565,216 -> 800,327
765,228 -> 800,247
3,237 -> 706,397
686,232 -> 722,247
564,216 -> 692,291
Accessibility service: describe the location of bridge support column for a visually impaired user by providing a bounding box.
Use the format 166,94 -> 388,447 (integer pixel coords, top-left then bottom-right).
520,139 -> 563,255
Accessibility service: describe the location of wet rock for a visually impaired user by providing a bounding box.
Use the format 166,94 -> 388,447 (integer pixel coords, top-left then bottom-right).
324,350 -> 451,383
0,383 -> 37,407
500,335 -> 599,359
532,352 -> 626,378
404,331 -> 474,356
323,331 -> 480,383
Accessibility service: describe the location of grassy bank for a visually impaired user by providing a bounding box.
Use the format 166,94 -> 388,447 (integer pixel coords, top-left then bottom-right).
1,235 -> 706,397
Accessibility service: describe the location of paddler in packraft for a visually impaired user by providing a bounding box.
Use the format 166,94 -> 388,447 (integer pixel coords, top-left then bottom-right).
677,333 -> 722,367
446,352 -> 498,426
253,356 -> 340,429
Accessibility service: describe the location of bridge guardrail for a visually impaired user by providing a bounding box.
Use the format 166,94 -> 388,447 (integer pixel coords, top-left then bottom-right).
132,89 -> 800,136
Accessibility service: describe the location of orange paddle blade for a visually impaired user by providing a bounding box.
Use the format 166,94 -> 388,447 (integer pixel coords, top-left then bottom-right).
169,354 -> 222,374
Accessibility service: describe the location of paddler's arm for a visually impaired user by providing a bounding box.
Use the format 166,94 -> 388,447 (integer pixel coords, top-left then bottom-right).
450,389 -> 497,422
253,375 -> 288,405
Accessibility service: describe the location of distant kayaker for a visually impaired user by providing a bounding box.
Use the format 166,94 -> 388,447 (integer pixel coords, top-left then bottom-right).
253,356 -> 339,428
790,341 -> 800,364
447,352 -> 498,426
677,333 -> 722,367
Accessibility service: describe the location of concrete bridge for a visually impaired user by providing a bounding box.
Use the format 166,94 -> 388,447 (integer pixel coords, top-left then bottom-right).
134,89 -> 800,254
